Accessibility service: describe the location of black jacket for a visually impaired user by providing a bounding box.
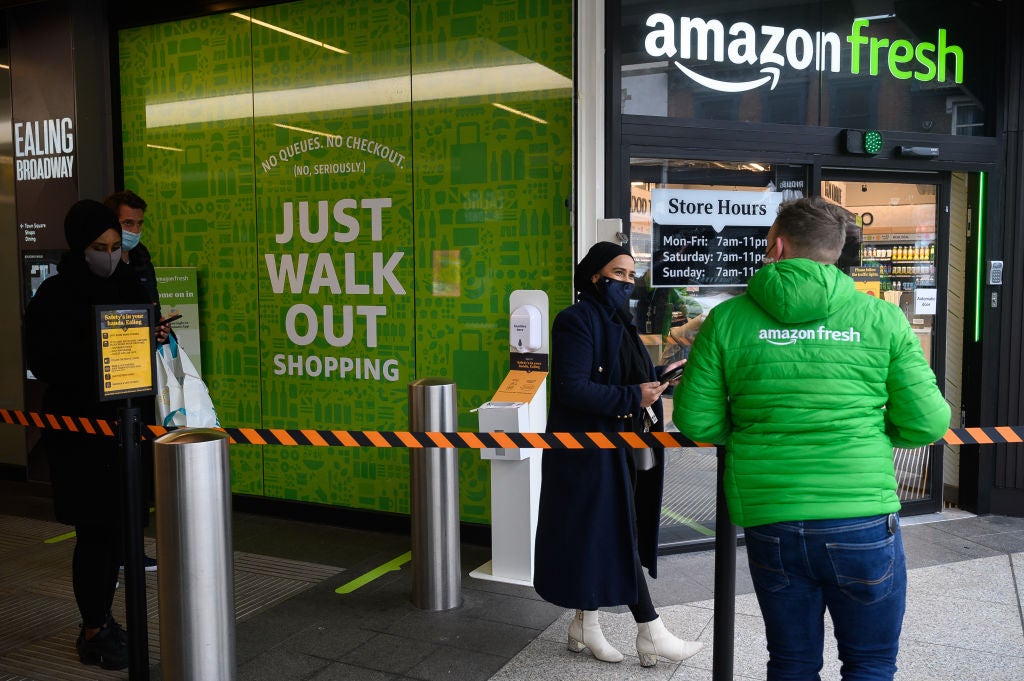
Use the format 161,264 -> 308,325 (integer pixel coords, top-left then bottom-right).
25,253 -> 151,525
128,241 -> 161,318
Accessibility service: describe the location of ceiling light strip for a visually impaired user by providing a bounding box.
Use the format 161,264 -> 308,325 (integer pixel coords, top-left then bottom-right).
231,12 -> 348,55
491,102 -> 547,124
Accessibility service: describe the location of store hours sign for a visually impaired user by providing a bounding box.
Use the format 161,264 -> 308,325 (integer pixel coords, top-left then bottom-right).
650,189 -> 783,287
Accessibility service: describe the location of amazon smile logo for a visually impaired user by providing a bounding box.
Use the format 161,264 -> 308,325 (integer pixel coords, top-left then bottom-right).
643,15 -> 964,93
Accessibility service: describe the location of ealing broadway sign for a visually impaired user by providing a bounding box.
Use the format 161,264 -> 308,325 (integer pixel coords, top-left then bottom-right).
643,15 -> 964,93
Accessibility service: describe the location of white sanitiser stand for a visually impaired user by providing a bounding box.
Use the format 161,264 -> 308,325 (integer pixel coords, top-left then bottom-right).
469,290 -> 548,586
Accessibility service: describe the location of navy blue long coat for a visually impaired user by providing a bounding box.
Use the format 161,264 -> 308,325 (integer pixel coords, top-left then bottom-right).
533,290 -> 666,609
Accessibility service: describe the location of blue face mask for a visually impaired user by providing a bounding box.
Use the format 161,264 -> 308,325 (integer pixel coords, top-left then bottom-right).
121,230 -> 141,251
597,277 -> 634,310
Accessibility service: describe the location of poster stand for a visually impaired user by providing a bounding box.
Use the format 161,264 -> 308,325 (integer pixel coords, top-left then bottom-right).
94,304 -> 156,680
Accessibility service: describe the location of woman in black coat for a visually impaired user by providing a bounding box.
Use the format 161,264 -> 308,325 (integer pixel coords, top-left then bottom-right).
533,242 -> 702,667
24,200 -> 160,671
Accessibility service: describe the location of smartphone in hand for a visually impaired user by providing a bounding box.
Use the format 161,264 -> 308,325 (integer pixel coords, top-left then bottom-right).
160,314 -> 183,326
659,365 -> 685,384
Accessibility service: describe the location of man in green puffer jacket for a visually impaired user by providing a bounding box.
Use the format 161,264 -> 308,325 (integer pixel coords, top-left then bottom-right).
673,197 -> 949,681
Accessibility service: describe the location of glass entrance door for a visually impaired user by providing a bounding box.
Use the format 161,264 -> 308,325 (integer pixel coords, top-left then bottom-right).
632,163 -> 948,550
821,171 -> 948,513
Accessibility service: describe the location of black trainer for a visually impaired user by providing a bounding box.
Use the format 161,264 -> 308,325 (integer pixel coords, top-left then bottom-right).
76,619 -> 128,670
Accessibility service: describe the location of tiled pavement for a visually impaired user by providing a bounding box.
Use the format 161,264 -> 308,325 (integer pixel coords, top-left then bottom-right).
1,481 -> 1023,680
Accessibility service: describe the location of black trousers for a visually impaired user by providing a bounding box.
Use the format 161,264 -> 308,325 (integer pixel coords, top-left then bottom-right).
72,523 -> 122,628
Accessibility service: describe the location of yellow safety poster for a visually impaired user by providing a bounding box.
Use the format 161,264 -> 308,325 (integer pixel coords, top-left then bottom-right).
95,305 -> 155,401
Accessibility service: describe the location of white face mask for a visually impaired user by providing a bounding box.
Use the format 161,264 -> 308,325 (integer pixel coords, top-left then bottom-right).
84,249 -> 120,278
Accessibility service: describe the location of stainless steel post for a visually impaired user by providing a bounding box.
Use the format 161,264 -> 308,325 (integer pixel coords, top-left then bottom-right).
153,429 -> 235,681
408,379 -> 461,610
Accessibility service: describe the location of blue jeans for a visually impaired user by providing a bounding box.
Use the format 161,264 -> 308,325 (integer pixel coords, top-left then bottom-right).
744,514 -> 906,681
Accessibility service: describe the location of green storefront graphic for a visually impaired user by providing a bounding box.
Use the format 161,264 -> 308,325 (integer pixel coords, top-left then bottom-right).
118,0 -> 572,522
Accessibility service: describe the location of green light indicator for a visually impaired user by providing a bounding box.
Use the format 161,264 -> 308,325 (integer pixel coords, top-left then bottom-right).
843,129 -> 884,155
864,130 -> 882,155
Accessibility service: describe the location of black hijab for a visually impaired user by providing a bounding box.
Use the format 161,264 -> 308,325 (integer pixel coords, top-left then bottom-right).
573,242 -> 650,384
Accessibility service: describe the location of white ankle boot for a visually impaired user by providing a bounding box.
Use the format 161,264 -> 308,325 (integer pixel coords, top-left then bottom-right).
567,609 -> 624,663
635,616 -> 703,667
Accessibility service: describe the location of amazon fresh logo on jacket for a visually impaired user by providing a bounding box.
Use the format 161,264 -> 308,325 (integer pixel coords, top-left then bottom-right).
643,16 -> 964,93
759,326 -> 862,346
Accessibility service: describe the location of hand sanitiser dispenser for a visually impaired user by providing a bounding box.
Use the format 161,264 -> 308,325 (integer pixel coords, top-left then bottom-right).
470,291 -> 548,586
510,304 -> 542,352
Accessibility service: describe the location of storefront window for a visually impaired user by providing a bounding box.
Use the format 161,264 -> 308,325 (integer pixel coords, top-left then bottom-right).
118,0 -> 574,519
619,0 -> 1002,136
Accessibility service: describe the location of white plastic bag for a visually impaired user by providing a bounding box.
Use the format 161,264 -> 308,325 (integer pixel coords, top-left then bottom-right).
155,335 -> 219,428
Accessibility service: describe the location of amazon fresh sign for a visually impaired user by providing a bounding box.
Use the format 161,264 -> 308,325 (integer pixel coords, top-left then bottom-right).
644,15 -> 964,93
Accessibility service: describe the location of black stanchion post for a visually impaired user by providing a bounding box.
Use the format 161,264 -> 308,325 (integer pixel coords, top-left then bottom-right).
118,400 -> 150,680
712,445 -> 735,681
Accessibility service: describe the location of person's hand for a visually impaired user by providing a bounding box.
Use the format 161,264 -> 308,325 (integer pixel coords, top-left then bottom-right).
676,313 -> 706,343
155,322 -> 170,345
639,381 -> 668,408
663,359 -> 685,373
661,359 -> 686,387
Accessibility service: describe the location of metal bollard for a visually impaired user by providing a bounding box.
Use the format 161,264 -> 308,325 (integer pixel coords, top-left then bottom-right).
408,379 -> 462,610
153,428 -> 235,681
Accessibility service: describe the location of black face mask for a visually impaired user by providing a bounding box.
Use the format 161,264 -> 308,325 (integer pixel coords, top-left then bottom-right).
597,277 -> 634,310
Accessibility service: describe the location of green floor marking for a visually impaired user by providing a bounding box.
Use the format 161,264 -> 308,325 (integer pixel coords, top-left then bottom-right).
44,530 -> 77,544
335,551 -> 412,594
661,507 -> 716,537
